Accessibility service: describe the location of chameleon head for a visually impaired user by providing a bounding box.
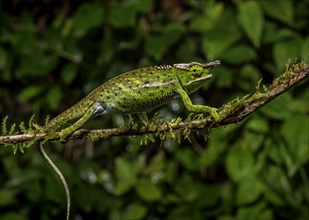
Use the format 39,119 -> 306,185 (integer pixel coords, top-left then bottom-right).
173,60 -> 221,94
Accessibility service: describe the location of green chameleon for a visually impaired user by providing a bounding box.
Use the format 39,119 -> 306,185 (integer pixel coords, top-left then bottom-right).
44,60 -> 221,140
39,60 -> 220,220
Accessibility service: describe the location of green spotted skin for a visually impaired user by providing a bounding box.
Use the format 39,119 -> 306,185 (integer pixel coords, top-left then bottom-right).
45,60 -> 221,140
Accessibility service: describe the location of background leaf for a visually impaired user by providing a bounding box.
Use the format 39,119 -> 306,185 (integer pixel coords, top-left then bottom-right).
280,115 -> 309,167
238,1 -> 264,47
261,1 -> 294,26
273,38 -> 302,72
73,3 -> 104,37
135,179 -> 162,202
114,157 -> 137,195
226,147 -> 255,182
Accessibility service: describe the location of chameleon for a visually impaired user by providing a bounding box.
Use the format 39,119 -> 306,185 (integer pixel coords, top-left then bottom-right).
39,60 -> 220,219
44,60 -> 221,140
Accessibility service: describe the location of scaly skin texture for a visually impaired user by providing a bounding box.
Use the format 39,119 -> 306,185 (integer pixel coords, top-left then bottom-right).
44,60 -> 221,140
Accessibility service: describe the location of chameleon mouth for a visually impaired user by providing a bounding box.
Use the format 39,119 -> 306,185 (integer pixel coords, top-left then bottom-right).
187,74 -> 212,85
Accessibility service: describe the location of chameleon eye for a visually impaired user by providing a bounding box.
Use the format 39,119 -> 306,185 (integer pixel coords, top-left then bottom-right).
190,65 -> 203,73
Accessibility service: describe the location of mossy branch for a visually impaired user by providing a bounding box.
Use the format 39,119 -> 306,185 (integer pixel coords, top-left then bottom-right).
0,62 -> 308,149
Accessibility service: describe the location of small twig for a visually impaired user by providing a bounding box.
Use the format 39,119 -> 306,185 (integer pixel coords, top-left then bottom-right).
38,142 -> 70,220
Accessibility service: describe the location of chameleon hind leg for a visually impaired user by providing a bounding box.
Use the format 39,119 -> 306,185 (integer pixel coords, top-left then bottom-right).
59,105 -> 94,141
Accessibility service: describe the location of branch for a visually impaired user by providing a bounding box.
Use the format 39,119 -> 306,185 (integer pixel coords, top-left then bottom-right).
1,62 -> 308,146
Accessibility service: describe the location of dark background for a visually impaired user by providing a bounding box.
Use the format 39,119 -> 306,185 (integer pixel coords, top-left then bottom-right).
0,0 -> 308,219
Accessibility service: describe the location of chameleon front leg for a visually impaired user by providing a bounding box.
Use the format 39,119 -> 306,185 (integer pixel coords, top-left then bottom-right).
177,88 -> 219,121
59,105 -> 95,141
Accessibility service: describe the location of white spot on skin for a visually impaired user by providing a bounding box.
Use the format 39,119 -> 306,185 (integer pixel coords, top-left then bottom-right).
92,102 -> 114,117
92,103 -> 106,116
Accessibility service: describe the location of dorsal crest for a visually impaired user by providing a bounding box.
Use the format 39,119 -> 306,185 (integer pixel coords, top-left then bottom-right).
154,65 -> 173,70
146,65 -> 172,70
173,60 -> 221,70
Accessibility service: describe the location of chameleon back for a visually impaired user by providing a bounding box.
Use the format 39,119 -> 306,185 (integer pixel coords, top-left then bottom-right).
88,66 -> 181,115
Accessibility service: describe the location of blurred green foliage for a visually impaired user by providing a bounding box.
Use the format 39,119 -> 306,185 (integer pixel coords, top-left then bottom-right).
0,0 -> 308,219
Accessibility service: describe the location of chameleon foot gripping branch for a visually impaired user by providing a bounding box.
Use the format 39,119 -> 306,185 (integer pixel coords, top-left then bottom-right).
38,142 -> 70,220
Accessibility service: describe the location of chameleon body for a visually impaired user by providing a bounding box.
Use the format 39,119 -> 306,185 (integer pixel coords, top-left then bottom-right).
45,60 -> 221,140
